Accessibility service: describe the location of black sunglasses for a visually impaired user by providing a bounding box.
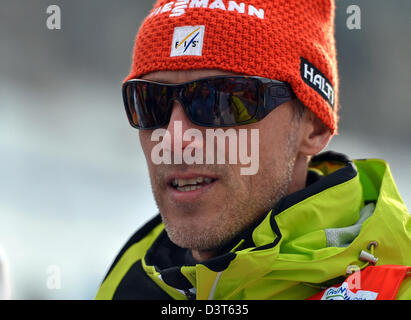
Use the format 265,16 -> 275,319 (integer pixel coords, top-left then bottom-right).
122,75 -> 296,130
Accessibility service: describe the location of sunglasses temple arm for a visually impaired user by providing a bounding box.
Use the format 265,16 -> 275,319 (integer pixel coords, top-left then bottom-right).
262,86 -> 296,116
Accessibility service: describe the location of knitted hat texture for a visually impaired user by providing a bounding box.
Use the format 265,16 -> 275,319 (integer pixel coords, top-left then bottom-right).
125,0 -> 339,133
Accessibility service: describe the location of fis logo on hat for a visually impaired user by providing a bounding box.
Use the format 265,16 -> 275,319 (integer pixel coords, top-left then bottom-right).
171,26 -> 205,57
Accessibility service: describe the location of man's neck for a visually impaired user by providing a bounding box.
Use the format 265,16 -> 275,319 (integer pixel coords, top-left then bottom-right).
287,154 -> 310,195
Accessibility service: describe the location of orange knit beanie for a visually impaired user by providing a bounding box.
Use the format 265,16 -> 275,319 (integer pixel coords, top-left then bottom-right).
125,0 -> 339,134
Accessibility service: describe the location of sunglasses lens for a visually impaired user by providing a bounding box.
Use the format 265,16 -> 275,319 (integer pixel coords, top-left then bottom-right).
124,82 -> 171,129
123,77 -> 262,129
188,77 -> 258,126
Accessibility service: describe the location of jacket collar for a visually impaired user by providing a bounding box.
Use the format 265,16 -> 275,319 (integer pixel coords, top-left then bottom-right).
143,152 -> 362,292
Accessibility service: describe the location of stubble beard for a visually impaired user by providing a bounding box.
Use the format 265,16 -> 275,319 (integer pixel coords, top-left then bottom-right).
151,165 -> 297,254
149,125 -> 300,255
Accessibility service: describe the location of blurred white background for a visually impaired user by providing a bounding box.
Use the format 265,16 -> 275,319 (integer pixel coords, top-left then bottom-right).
0,1 -> 410,299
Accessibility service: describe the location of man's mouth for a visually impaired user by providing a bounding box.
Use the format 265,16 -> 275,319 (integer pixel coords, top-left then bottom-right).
170,176 -> 217,192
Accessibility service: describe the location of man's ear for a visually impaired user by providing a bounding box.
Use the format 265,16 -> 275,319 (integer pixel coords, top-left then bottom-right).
298,110 -> 332,156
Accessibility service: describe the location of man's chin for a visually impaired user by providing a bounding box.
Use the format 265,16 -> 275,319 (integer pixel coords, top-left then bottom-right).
161,213 -> 230,251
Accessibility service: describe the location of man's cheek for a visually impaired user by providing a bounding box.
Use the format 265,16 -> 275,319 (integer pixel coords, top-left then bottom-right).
140,134 -> 159,166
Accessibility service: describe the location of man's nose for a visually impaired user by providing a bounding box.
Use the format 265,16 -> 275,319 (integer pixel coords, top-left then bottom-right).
164,100 -> 202,155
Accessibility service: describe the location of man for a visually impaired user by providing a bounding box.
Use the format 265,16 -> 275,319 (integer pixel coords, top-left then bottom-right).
96,0 -> 410,300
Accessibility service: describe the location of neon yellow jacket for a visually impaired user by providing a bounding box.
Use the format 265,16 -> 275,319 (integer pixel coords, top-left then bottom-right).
96,152 -> 411,300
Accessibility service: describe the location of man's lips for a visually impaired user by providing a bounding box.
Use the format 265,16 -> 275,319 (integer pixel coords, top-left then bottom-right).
165,172 -> 218,200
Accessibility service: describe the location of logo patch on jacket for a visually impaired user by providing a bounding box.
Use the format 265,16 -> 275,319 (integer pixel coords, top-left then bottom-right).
320,282 -> 378,300
308,265 -> 411,300
300,57 -> 335,108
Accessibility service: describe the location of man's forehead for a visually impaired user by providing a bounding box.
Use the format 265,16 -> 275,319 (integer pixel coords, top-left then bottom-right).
140,69 -> 239,84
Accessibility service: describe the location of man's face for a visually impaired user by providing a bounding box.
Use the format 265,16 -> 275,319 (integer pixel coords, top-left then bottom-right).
139,69 -> 303,260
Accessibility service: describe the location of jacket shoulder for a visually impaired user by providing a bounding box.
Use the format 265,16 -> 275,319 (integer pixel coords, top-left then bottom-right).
95,214 -> 164,300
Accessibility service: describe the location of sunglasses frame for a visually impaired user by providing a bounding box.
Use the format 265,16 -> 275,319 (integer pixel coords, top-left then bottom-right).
122,75 -> 296,130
